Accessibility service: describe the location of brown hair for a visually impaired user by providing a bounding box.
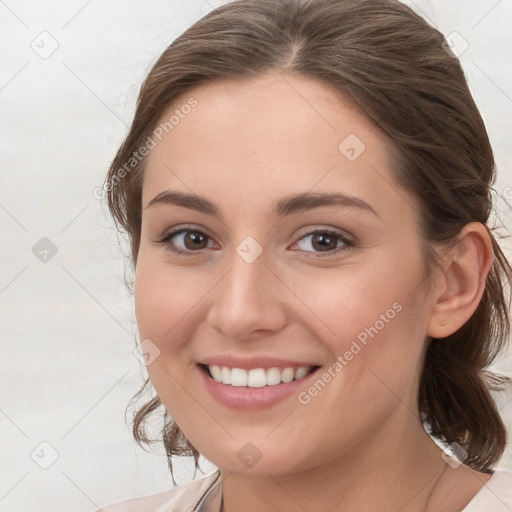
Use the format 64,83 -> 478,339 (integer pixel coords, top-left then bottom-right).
105,0 -> 512,478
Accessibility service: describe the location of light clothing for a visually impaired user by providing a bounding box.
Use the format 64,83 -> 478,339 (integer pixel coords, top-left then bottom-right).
95,470 -> 221,512
95,467 -> 512,511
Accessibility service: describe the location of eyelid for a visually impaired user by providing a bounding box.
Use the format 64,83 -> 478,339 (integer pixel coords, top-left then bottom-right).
293,225 -> 355,244
154,224 -> 356,257
154,224 -> 215,254
290,227 -> 355,256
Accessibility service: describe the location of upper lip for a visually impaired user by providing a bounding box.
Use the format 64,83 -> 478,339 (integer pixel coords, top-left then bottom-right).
199,355 -> 320,370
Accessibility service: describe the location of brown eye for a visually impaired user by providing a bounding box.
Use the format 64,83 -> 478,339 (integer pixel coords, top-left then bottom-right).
155,226 -> 355,257
293,229 -> 355,256
157,227 -> 213,255
181,231 -> 209,250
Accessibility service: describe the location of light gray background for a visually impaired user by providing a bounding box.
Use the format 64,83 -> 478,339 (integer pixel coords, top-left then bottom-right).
1,1 -> 511,511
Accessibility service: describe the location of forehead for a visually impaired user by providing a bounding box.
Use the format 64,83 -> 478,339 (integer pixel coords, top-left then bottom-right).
142,71 -> 413,223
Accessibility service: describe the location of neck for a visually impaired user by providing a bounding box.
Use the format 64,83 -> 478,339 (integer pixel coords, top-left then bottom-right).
220,412 -> 447,512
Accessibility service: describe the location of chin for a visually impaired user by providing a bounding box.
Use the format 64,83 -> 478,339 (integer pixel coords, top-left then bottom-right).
197,438 -> 308,476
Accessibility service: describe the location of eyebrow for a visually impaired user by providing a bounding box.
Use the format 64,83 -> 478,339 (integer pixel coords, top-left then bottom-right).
145,190 -> 379,219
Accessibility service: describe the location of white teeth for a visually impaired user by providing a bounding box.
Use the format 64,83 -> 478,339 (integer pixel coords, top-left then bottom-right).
281,367 -> 295,383
266,367 -> 281,386
247,368 -> 267,388
221,366 -> 231,385
230,368 -> 247,387
294,367 -> 309,380
206,365 -> 314,387
210,365 -> 222,382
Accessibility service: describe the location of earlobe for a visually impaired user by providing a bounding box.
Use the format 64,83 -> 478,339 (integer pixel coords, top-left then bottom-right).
426,222 -> 493,339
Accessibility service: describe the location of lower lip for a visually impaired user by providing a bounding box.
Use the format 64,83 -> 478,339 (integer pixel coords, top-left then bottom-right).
197,364 -> 320,411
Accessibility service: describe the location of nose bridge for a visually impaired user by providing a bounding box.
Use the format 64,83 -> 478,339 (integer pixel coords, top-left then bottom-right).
206,238 -> 287,337
221,240 -> 270,311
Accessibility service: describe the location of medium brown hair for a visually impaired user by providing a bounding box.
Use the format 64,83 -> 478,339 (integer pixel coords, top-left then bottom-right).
104,0 -> 512,478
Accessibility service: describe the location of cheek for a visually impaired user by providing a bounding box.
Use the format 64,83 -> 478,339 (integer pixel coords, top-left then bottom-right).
134,257 -> 208,343
292,253 -> 427,393
290,269 -> 425,455
134,259 -> 206,421
292,263 -> 406,346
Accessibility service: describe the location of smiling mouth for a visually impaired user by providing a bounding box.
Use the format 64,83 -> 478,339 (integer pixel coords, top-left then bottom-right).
199,364 -> 320,388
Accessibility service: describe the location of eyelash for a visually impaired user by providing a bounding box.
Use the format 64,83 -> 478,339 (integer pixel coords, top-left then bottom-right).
153,225 -> 356,258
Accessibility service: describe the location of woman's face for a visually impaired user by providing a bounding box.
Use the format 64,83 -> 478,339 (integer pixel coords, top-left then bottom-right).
135,72 -> 437,475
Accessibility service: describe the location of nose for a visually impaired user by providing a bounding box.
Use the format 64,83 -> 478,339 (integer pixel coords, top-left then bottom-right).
205,243 -> 289,341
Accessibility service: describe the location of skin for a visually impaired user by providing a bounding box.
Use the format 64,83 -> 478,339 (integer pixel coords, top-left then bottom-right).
134,71 -> 494,512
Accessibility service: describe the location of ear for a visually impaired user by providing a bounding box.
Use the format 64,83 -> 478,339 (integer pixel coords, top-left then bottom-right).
426,222 -> 493,339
